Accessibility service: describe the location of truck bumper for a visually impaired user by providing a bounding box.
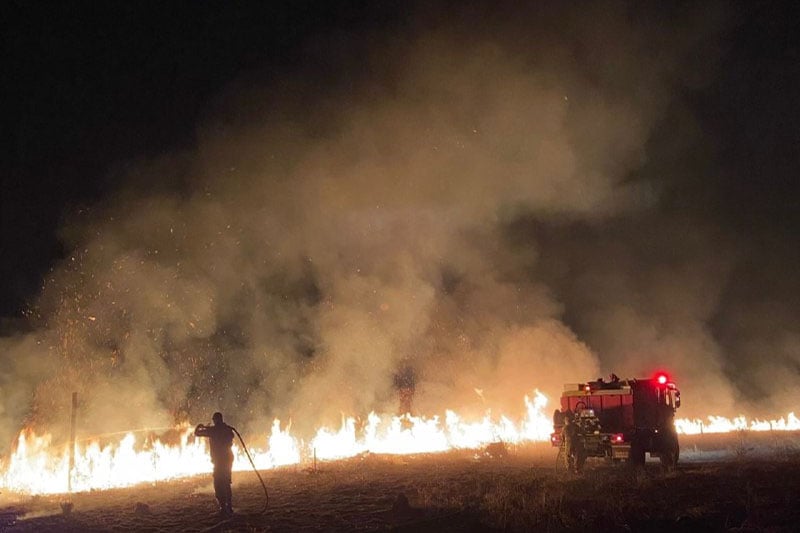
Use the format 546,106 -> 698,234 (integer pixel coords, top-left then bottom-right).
610,444 -> 631,460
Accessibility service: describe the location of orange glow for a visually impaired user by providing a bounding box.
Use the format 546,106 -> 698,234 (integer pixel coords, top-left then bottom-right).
674,413 -> 800,434
1,391 -> 798,496
0,391 -> 551,495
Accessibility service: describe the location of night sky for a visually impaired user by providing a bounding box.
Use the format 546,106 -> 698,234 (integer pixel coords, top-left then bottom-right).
2,1 -> 800,441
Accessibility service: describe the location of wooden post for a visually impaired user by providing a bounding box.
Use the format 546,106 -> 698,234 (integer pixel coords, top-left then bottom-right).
68,392 -> 77,492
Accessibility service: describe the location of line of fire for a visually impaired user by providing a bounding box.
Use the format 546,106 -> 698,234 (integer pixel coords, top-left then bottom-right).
1,369 -> 798,496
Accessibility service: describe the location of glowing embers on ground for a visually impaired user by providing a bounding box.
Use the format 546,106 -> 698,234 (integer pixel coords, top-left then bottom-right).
0,391 -> 550,495
674,412 -> 800,434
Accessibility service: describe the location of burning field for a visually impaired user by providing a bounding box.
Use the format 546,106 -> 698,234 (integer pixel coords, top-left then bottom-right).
4,1 -> 800,531
1,394 -> 800,531
1,388 -> 798,496
2,431 -> 800,532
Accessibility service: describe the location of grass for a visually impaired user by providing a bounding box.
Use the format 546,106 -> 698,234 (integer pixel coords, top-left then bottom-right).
406,457 -> 800,532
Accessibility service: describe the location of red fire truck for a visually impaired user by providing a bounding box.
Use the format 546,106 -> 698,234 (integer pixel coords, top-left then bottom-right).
550,373 -> 681,471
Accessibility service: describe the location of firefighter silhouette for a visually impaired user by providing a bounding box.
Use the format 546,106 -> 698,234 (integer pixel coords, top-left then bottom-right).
195,412 -> 235,515
553,408 -> 565,428
394,365 -> 415,415
563,411 -> 587,473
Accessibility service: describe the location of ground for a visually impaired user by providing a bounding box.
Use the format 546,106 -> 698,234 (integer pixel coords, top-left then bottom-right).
2,432 -> 799,532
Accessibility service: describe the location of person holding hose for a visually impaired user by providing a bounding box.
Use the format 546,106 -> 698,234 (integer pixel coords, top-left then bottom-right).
195,412 -> 235,516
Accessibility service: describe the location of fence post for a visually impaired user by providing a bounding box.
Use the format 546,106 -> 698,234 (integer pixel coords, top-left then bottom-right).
68,392 -> 77,492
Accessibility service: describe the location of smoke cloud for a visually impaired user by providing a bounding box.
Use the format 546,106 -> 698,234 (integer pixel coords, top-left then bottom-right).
3,2 -> 795,451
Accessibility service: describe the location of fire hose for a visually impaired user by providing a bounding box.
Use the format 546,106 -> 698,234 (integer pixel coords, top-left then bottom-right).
232,427 -> 269,514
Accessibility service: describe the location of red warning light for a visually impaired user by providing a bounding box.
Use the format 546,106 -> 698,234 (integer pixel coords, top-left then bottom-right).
656,373 -> 668,385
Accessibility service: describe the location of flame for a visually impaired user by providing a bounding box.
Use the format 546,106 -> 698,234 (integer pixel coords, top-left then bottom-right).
0,391 -> 549,495
1,389 -> 798,496
674,412 -> 800,434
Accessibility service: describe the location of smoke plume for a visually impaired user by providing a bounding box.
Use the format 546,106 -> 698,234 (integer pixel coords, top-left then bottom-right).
3,3 -> 796,451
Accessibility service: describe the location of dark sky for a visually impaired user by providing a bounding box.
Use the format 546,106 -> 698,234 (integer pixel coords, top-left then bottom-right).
1,1 -> 800,434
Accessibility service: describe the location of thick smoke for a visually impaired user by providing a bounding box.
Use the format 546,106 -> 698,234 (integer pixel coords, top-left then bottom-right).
5,3 -> 795,452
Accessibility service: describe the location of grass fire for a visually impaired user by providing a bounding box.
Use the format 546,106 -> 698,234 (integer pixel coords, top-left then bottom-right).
4,1 -> 800,530
2,387 -> 800,530
1,382 -> 798,495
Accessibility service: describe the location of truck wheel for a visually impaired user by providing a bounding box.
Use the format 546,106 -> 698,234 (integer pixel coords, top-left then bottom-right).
629,441 -> 645,467
659,436 -> 679,471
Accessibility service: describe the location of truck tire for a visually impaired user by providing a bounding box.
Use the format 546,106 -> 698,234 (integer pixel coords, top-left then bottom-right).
630,439 -> 645,467
659,433 -> 679,471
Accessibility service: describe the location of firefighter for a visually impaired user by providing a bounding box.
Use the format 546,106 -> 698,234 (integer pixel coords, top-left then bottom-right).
563,413 -> 576,471
563,411 -> 586,473
394,365 -> 415,416
195,412 -> 235,516
553,408 -> 565,429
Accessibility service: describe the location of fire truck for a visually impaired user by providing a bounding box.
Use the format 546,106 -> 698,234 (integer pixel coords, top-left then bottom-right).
550,373 -> 681,471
